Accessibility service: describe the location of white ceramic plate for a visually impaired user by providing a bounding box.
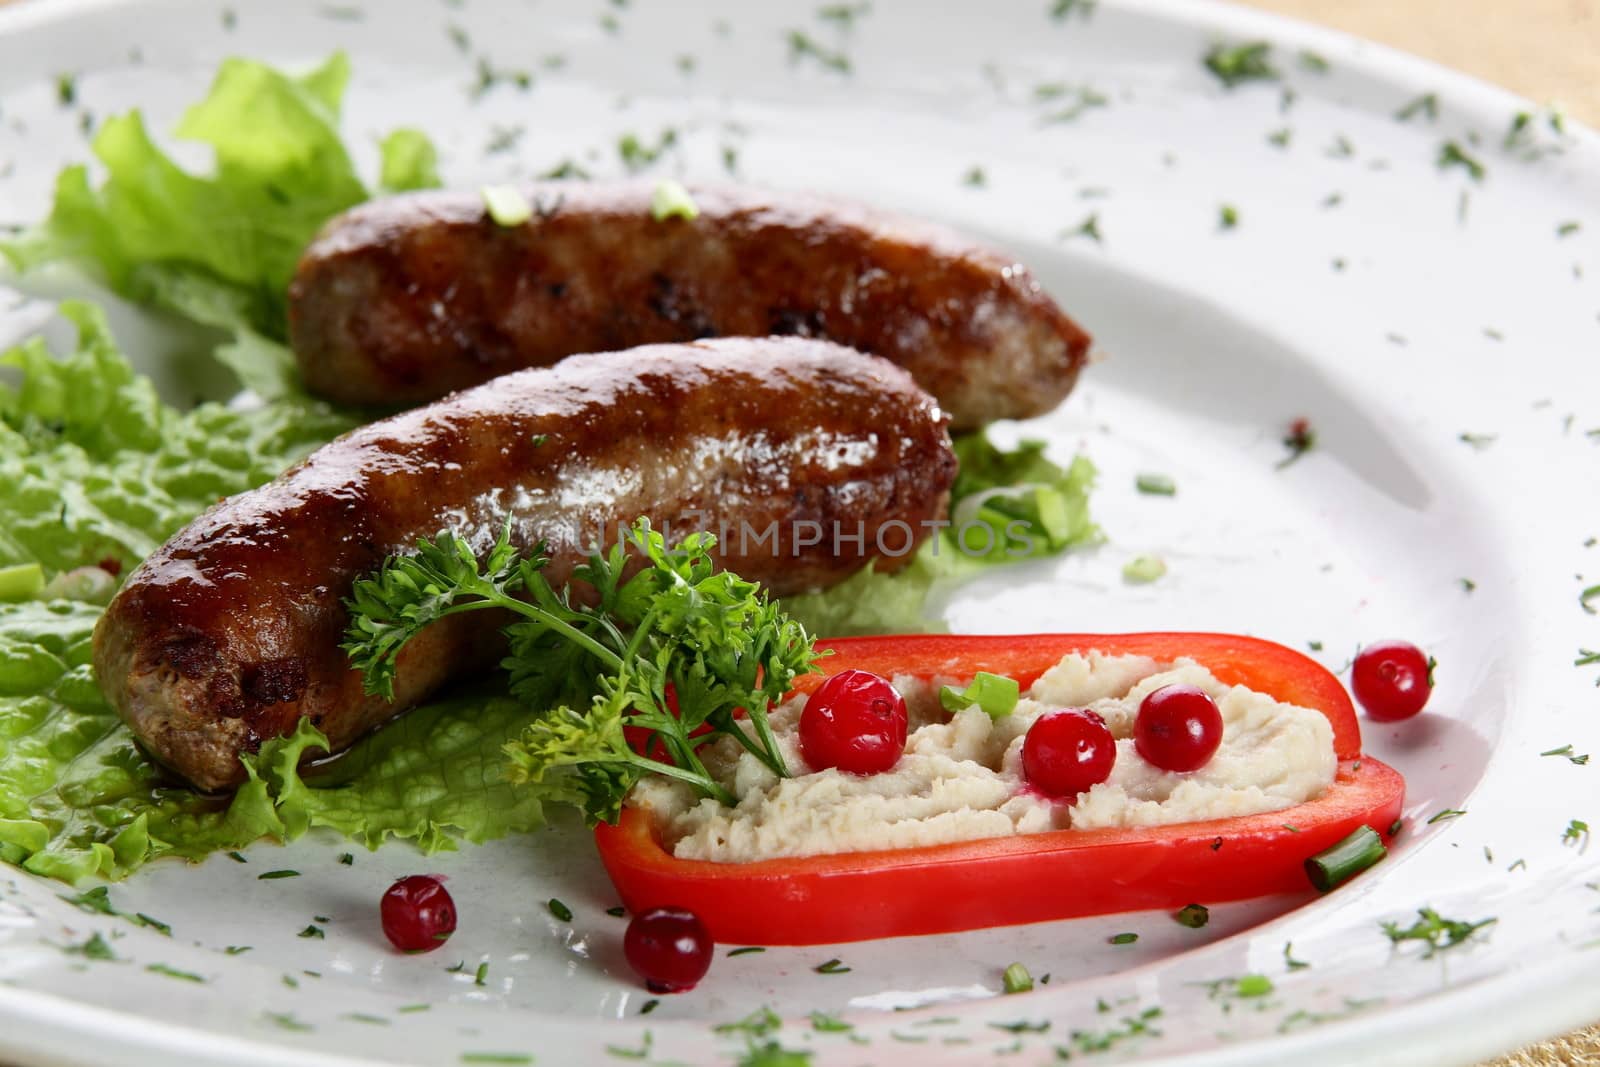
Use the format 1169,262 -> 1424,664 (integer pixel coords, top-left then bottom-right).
2,0 -> 1599,1064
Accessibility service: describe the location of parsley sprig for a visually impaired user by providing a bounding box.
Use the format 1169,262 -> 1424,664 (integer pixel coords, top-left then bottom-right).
343,520 -> 818,823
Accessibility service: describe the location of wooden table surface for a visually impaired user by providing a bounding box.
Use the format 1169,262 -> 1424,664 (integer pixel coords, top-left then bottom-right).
0,0 -> 1593,1063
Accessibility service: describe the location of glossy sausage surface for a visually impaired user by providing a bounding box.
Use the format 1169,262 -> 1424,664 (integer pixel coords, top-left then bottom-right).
94,338 -> 956,790
289,183 -> 1090,430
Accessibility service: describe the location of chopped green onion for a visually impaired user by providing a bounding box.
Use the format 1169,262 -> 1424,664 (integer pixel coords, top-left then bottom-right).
1108,932 -> 1137,945
727,946 -> 765,957
1134,472 -> 1176,496
547,898 -> 573,922
649,179 -> 699,221
814,957 -> 850,974
1002,962 -> 1033,993
0,562 -> 45,602
1235,974 -> 1273,997
1304,825 -> 1386,892
474,962 -> 489,985
1174,903 -> 1209,928
481,184 -> 532,226
298,924 -> 324,939
1218,204 -> 1239,230
606,906 -> 626,918
1122,555 -> 1166,584
1426,808 -> 1465,825
939,671 -> 1020,719
257,869 -> 300,880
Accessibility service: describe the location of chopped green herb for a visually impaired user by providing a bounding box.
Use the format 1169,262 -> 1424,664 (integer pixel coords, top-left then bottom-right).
1458,432 -> 1496,450
541,159 -> 593,181
339,853 -> 354,865
1395,92 -> 1439,122
817,2 -> 870,27
1204,41 -> 1277,88
1267,127 -> 1292,148
446,961 -> 467,973
1283,942 -> 1310,970
1057,1006 -> 1162,1054
1581,585 -> 1600,615
991,1019 -> 1051,1034
298,924 -> 324,939
1037,85 -> 1109,123
1326,134 -> 1355,159
714,1006 -> 781,1037
1381,907 -> 1495,956
1305,825 -> 1386,892
257,869 -> 300,880
1174,903 -> 1209,928
1061,212 -> 1102,243
1542,744 -> 1591,765
547,898 -> 573,922
785,30 -> 850,73
813,957 -> 850,974
1108,932 -> 1138,945
1298,50 -> 1330,73
481,185 -> 532,227
1049,0 -> 1095,19
63,888 -> 117,916
810,1011 -> 853,1032
1122,555 -> 1166,584
1437,142 -> 1486,181
342,1012 -> 389,1026
56,73 -> 77,107
1135,472 -> 1176,496
617,128 -> 679,173
263,1011 -> 314,1032
282,974 -> 299,989
69,932 -> 117,960
398,1004 -> 431,1013
1426,809 -> 1466,825
146,963 -> 204,983
1277,417 -> 1315,468
649,179 -> 699,222
475,961 -> 490,986
639,998 -> 659,1015
962,166 -> 987,188
1558,221 -> 1582,238
134,913 -> 171,936
224,945 -> 252,955
1002,961 -> 1033,993
606,906 -> 627,918
1508,858 -> 1527,872
727,946 -> 766,957
1564,819 -> 1590,845
939,672 -> 1020,719
460,1055 -> 533,1065
1218,204 -> 1239,230
737,1040 -> 813,1066
605,1029 -> 653,1059
1460,578 -> 1476,593
227,851 -> 248,863
1308,640 -> 1324,651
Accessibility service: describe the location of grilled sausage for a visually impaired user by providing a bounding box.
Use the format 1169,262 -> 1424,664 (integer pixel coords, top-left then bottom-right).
93,338 -> 956,791
288,182 -> 1089,430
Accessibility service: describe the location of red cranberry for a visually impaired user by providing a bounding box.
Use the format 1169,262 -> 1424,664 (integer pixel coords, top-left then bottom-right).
799,670 -> 908,775
380,875 -> 457,953
1135,684 -> 1224,772
1022,708 -> 1116,797
1351,639 -> 1433,721
623,907 -> 713,993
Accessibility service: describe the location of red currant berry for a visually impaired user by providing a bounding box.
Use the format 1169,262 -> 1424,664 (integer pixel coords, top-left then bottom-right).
1022,708 -> 1116,797
1351,639 -> 1433,721
380,875 -> 457,953
799,669 -> 908,775
623,907 -> 713,993
1134,684 -> 1224,772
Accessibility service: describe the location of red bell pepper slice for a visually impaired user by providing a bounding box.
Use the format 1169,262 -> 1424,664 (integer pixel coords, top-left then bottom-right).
593,633 -> 1405,945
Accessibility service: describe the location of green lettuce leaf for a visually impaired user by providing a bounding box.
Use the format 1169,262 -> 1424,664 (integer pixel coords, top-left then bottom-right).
779,434 -> 1099,636
0,53 -> 441,398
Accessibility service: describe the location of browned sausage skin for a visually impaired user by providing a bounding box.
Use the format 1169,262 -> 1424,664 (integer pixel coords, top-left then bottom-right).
93,338 -> 957,791
288,183 -> 1089,430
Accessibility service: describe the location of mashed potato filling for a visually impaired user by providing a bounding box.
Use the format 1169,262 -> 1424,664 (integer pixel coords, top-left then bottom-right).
627,652 -> 1337,863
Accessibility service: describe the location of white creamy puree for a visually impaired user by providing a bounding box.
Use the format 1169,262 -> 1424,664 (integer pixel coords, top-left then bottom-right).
628,652 -> 1337,863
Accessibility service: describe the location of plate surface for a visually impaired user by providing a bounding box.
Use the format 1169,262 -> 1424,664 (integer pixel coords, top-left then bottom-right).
2,0 -> 1599,1064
